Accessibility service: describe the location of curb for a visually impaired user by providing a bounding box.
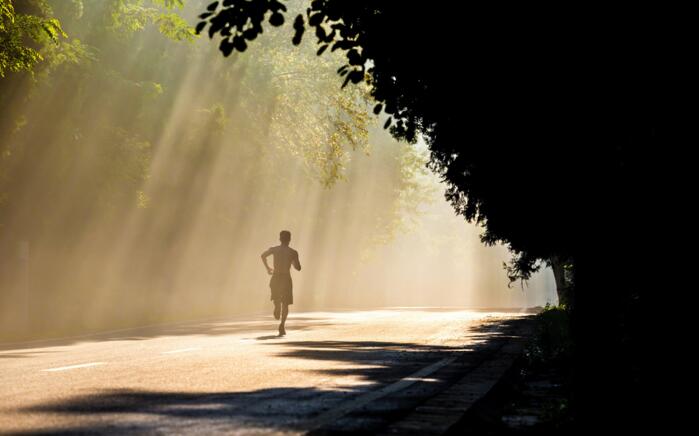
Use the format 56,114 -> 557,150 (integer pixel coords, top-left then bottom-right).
378,321 -> 534,435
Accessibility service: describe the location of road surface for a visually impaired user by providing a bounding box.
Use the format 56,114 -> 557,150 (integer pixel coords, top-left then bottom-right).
0,308 -> 533,435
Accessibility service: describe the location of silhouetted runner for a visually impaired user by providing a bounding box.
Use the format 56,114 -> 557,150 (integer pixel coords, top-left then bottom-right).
261,230 -> 301,336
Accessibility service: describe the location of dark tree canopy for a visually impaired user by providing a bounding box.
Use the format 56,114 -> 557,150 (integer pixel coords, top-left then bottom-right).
198,1 -> 661,273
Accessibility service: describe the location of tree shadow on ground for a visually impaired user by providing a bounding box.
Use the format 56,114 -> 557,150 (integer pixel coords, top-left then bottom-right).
12,316 -> 533,435
0,308 -> 526,355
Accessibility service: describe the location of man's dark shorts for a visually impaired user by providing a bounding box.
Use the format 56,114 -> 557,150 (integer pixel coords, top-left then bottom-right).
270,273 -> 293,305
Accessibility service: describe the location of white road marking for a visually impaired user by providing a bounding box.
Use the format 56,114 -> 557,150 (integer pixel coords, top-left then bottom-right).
42,362 -> 105,372
403,376 -> 440,382
304,356 -> 457,430
162,347 -> 200,354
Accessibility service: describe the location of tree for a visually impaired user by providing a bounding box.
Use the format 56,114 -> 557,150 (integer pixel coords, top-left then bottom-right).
0,0 -> 65,77
198,0 -> 666,429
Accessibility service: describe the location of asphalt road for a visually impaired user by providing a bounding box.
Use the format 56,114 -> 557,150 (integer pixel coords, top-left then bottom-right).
0,308 -> 532,435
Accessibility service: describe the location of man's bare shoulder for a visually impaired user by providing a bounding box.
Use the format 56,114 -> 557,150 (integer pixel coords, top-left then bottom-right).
263,246 -> 279,254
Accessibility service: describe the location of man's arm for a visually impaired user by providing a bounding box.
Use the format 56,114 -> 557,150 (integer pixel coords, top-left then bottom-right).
293,250 -> 301,271
261,248 -> 273,275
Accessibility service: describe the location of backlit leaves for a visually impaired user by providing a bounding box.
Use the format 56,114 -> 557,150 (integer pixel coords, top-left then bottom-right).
0,0 -> 66,77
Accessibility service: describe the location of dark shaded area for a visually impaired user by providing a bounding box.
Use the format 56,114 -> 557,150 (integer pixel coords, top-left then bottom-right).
13,317 -> 533,435
447,354 -> 568,436
198,1 -> 680,430
448,308 -> 572,435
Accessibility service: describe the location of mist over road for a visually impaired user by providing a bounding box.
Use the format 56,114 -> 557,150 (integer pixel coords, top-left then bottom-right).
0,308 -> 533,434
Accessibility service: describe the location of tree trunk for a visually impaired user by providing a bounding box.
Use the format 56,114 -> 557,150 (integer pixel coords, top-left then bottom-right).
550,255 -> 570,306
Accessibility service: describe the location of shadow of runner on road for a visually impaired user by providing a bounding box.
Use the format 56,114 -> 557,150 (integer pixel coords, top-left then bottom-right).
0,316 -> 335,354
11,317 -> 534,435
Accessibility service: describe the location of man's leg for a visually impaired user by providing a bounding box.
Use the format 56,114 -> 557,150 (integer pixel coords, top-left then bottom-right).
279,303 -> 289,335
273,301 -> 281,320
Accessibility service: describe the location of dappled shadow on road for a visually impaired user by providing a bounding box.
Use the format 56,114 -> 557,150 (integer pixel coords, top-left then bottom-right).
16,387 -> 335,435
0,308 -> 525,355
268,317 -> 530,384
13,316 -> 534,435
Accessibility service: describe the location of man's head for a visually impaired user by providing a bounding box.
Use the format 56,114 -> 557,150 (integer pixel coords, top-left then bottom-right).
279,230 -> 291,245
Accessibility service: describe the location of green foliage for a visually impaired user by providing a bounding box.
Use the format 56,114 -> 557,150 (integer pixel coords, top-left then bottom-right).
503,250 -> 543,287
152,0 -> 184,9
0,0 -> 198,234
237,13 -> 372,187
156,12 -> 193,41
108,0 -> 195,41
0,0 -> 66,77
525,305 -> 573,367
39,37 -> 94,72
1,0 -> 192,79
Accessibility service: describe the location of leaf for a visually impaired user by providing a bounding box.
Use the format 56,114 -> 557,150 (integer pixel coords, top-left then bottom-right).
269,12 -> 284,27
219,38 -> 234,56
349,69 -> 363,84
208,18 -> 224,38
317,44 -> 328,55
292,30 -> 304,45
292,15 -> 305,45
308,12 -> 323,26
332,40 -> 351,52
348,49 -> 362,66
270,0 -> 286,12
243,28 -> 257,40
315,25 -> 326,41
207,1 -> 219,12
233,35 -> 247,52
195,21 -> 207,35
384,117 -> 392,129
373,104 -> 383,115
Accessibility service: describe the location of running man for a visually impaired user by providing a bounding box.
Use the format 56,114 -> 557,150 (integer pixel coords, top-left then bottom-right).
261,230 -> 301,336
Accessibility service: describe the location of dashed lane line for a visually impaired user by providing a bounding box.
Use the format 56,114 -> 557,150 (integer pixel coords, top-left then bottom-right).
42,362 -> 106,372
